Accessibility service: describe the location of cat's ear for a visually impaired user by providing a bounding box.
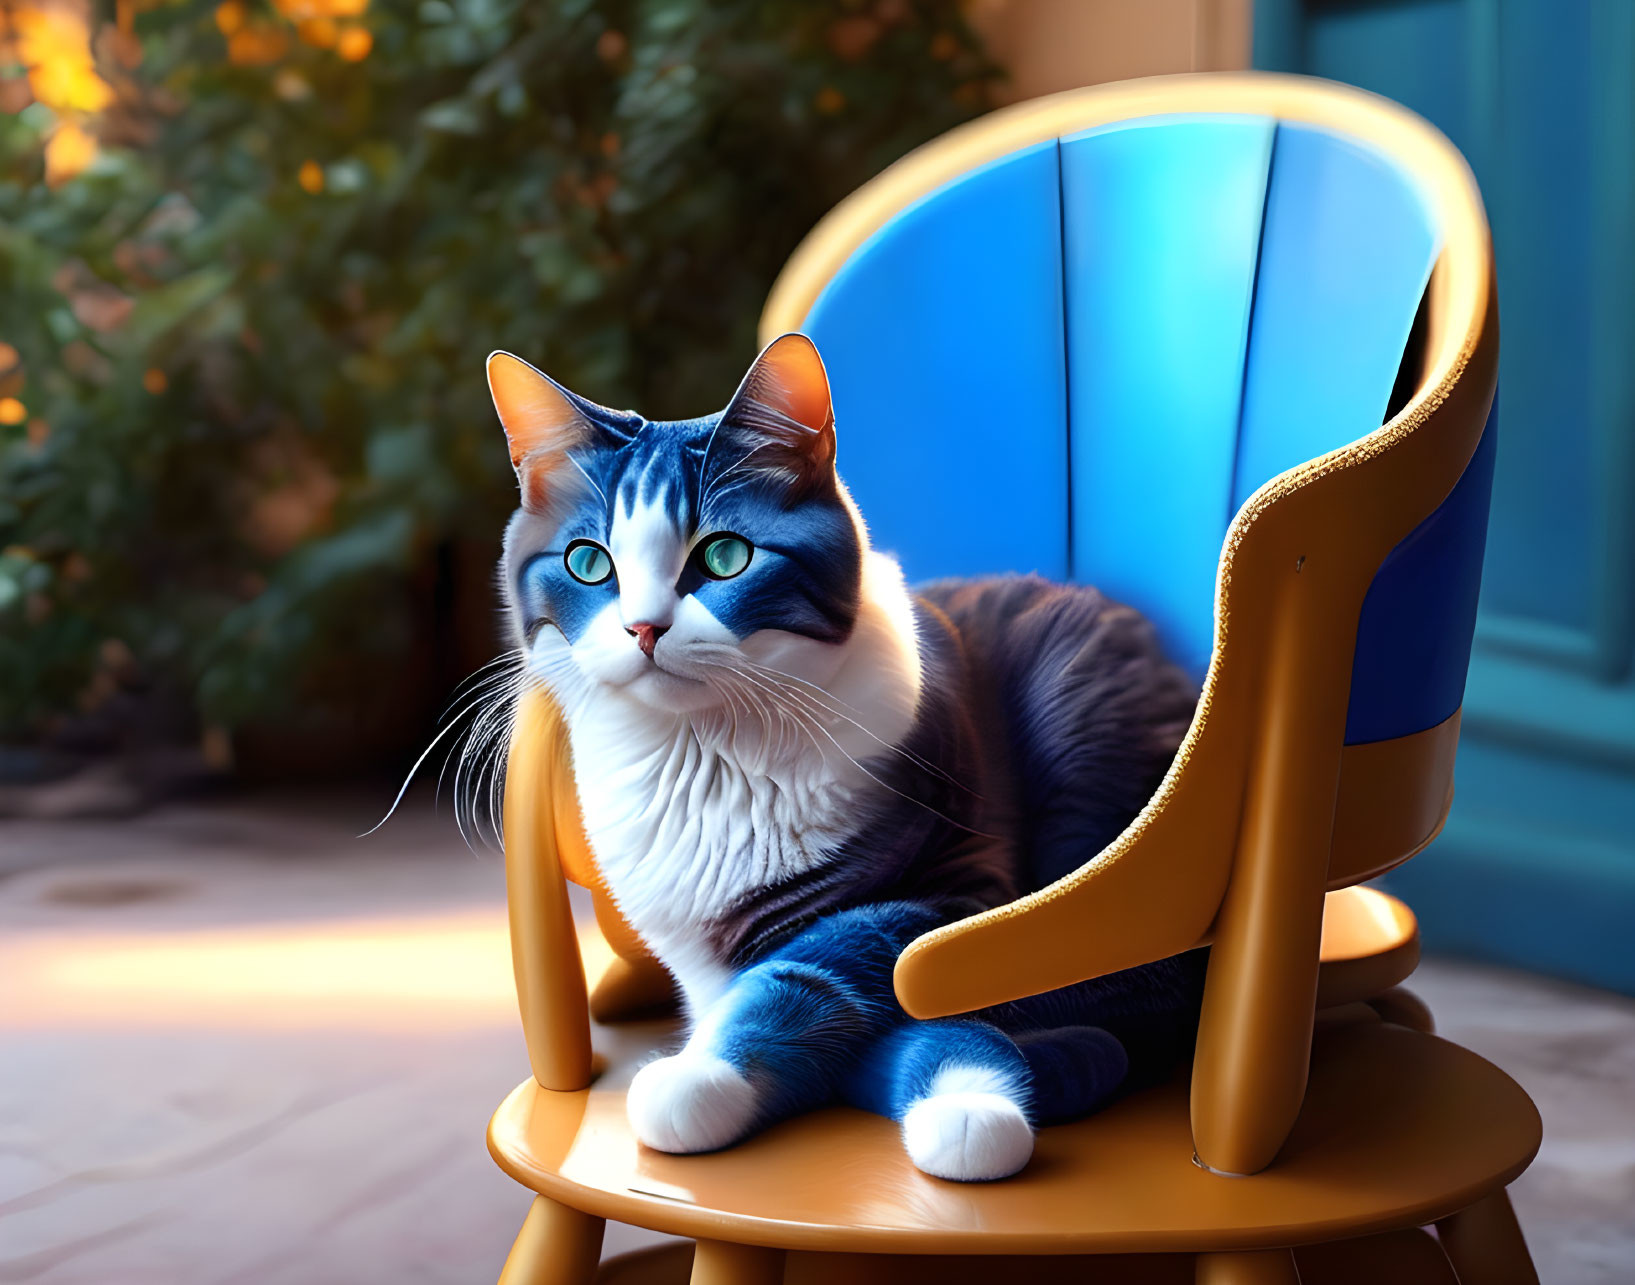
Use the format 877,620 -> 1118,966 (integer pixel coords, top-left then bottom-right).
487,351 -> 595,512
716,334 -> 837,496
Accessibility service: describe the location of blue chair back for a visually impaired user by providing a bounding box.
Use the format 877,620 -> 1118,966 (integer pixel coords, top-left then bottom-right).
793,111 -> 1494,746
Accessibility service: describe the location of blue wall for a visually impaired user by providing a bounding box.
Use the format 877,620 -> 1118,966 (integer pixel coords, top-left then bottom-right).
1256,0 -> 1635,993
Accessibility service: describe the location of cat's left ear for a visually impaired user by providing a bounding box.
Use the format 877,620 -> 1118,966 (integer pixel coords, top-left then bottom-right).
716,334 -> 837,496
487,351 -> 598,512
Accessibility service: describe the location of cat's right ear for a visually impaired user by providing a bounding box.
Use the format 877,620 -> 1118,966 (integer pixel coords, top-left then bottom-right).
487,351 -> 600,512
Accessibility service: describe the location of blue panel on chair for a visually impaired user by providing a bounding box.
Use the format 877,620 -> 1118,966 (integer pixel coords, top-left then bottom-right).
1347,402 -> 1499,744
1060,114 -> 1276,681
1232,123 -> 1441,509
801,142 -> 1069,583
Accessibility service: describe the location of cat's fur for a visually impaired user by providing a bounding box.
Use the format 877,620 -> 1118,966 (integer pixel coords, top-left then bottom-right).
491,336 -> 1203,1181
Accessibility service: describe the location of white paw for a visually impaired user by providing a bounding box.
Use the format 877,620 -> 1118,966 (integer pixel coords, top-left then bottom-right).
626,1054 -> 759,1154
901,1092 -> 1034,1181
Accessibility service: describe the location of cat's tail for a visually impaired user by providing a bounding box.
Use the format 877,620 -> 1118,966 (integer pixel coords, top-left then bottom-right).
1012,1025 -> 1130,1124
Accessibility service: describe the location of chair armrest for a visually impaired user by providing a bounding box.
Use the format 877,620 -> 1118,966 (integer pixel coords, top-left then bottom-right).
504,686 -> 594,1091
894,729 -> 1243,1017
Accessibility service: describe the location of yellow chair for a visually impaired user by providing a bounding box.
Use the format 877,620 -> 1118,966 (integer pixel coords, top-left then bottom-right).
489,73 -> 1539,1284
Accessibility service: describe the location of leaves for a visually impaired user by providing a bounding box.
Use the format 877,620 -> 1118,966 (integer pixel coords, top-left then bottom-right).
0,0 -> 994,744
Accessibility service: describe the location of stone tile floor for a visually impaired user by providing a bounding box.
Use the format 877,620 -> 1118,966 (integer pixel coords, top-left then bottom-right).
1,795 -> 1631,1283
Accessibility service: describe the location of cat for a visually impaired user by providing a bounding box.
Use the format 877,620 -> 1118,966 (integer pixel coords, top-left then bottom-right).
489,333 -> 1204,1182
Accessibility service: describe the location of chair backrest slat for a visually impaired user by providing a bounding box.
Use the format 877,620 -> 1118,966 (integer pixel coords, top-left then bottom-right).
1061,114 -> 1275,680
1232,122 -> 1441,510
803,140 -> 1070,584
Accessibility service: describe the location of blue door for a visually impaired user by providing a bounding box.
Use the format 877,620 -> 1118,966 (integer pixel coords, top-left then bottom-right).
1257,0 -> 1635,992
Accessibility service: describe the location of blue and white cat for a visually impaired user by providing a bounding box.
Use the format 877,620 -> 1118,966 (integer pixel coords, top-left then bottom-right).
490,335 -> 1203,1182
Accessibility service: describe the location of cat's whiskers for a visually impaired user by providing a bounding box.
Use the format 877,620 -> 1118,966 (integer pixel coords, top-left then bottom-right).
735,670 -> 835,777
436,665 -> 522,800
717,672 -> 785,759
700,657 -> 998,841
743,660 -> 975,795
685,662 -> 756,753
452,655 -> 535,850
675,644 -> 792,754
437,650 -> 529,719
717,667 -> 804,764
456,669 -> 530,850
371,643 -> 575,853
722,653 -> 978,797
693,658 -> 832,769
365,649 -> 528,840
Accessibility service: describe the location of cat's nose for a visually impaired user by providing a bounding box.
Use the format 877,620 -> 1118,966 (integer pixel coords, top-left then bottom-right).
626,621 -> 669,658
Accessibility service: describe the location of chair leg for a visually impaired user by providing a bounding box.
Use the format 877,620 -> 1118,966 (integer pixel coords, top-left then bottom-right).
690,1239 -> 786,1285
498,1197 -> 606,1285
1188,583 -> 1349,1177
1195,1249 -> 1301,1284
1435,1187 -> 1539,1285
1367,986 -> 1435,1034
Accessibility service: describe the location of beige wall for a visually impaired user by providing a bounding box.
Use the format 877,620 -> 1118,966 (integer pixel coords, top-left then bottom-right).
968,0 -> 1253,104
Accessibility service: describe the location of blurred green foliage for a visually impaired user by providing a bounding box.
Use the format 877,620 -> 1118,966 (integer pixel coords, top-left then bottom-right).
0,0 -> 991,751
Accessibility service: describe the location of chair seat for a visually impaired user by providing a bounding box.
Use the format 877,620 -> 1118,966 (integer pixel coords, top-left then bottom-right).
489,1019 -> 1538,1257
1315,886 -> 1420,1008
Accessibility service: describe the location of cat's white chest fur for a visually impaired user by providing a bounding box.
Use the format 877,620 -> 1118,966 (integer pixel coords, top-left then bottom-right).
566,705 -> 867,1011
547,552 -> 923,1016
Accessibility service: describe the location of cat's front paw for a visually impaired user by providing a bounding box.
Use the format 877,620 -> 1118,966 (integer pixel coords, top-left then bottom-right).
627,1053 -> 759,1154
901,1091 -> 1034,1181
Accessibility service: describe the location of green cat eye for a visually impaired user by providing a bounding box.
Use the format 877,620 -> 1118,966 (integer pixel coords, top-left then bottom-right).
700,533 -> 752,580
564,540 -> 613,586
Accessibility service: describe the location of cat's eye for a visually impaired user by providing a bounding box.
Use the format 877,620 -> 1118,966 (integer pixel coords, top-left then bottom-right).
699,533 -> 753,580
564,540 -> 614,586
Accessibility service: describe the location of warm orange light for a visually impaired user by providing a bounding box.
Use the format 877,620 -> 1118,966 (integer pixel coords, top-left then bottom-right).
1,908 -> 619,1033
0,397 -> 27,425
11,5 -> 113,114
214,0 -> 247,36
1319,886 -> 1416,963
227,24 -> 289,66
297,158 -> 324,193
3,911 -> 512,1029
272,0 -> 368,20
335,25 -> 371,61
297,14 -> 337,47
142,367 -> 168,394
44,119 -> 98,186
0,341 -> 18,370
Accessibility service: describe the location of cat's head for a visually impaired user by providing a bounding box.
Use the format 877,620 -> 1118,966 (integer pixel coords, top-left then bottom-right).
490,335 -> 865,714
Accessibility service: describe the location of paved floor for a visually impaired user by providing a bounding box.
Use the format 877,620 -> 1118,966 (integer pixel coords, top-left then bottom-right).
2,796 -> 1631,1283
